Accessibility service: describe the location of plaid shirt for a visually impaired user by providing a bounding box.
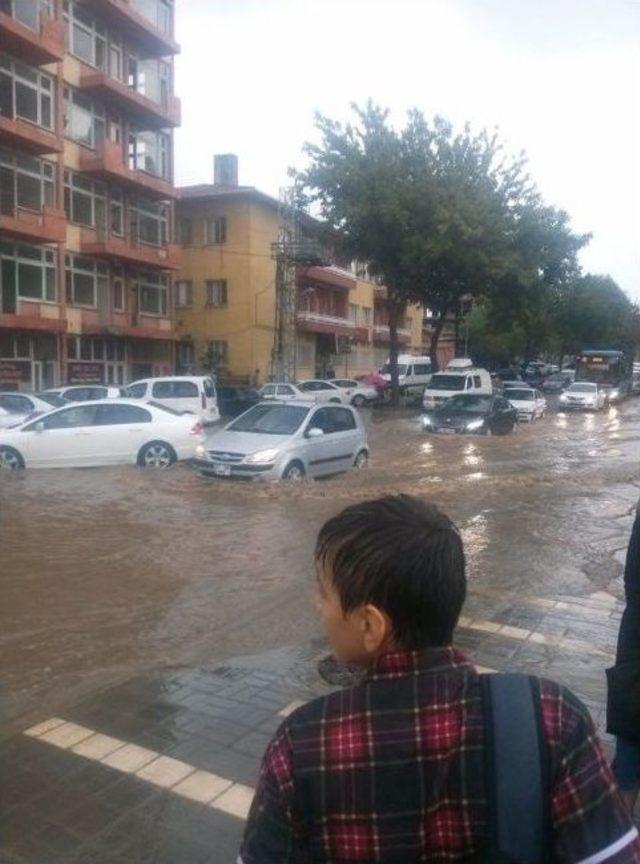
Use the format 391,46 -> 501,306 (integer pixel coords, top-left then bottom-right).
240,647 -> 640,863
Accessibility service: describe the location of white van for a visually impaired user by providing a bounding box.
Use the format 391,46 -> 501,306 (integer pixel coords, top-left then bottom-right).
423,367 -> 493,410
380,355 -> 432,394
125,376 -> 220,424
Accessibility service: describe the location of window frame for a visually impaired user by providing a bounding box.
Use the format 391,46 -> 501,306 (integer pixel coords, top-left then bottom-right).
135,269 -> 168,317
63,85 -> 105,149
0,55 -> 54,130
205,216 -> 227,245
175,280 -> 193,308
0,241 -> 57,303
205,279 -> 227,307
65,254 -> 108,309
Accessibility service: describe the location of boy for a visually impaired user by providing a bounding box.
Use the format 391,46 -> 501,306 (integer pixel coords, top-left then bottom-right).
240,495 -> 639,862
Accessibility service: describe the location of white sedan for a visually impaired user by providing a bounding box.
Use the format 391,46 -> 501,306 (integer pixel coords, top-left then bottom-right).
331,378 -> 379,407
0,400 -> 205,470
503,387 -> 547,422
259,381 -> 347,404
0,392 -> 66,428
559,382 -> 607,411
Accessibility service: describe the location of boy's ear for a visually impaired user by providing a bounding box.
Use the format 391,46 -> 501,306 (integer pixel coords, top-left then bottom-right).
361,604 -> 393,653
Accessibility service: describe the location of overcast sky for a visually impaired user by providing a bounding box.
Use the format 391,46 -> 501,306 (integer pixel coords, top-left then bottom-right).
175,0 -> 639,300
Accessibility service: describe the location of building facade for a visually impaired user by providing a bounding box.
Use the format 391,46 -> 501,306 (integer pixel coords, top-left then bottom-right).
0,0 -> 180,392
175,160 -> 428,385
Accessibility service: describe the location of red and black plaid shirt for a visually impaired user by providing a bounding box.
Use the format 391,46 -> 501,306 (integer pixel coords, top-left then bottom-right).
240,647 -> 640,863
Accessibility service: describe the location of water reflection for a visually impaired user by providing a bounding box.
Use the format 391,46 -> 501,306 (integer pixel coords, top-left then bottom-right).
463,443 -> 484,468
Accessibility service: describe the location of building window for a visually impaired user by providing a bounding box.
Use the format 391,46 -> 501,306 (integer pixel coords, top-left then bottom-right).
131,0 -> 173,35
64,170 -> 106,228
110,188 -> 124,235
178,217 -> 193,245
128,54 -> 171,106
175,280 -> 193,308
128,127 -> 170,180
361,307 -> 372,326
205,216 -> 226,245
205,279 -> 227,307
112,267 -> 125,311
0,55 -> 54,130
0,151 -> 55,212
64,86 -> 105,149
207,339 -> 228,365
0,241 -> 56,302
129,197 -> 169,246
135,270 -> 168,316
349,304 -> 359,324
65,254 -> 108,308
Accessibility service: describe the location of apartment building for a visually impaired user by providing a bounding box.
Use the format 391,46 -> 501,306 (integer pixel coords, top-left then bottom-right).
175,156 -> 427,384
0,0 -> 180,392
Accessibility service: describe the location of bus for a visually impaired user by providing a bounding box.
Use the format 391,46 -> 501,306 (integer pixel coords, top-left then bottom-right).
575,350 -> 631,402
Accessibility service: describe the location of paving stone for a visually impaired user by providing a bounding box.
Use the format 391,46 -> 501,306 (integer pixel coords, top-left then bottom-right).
212,782 -> 255,819
36,721 -> 95,750
172,769 -> 233,804
71,733 -> 125,760
135,755 -> 195,788
101,743 -> 158,773
232,731 -> 272,759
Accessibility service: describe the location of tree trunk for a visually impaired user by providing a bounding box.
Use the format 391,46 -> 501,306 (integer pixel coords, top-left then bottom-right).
429,315 -> 446,373
388,298 -> 401,408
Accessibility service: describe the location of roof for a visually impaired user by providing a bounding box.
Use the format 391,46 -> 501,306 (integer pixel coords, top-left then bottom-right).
177,184 -> 321,228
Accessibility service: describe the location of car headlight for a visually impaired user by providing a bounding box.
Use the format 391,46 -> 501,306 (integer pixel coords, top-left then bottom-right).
560,394 -> 568,402
245,448 -> 280,464
422,414 -> 433,428
195,444 -> 206,457
610,390 -> 619,400
466,418 -> 485,431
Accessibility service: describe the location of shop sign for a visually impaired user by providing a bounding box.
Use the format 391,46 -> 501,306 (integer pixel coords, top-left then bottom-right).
67,362 -> 104,385
0,361 -> 31,385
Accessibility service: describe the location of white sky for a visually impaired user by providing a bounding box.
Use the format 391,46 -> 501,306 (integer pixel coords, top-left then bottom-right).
175,0 -> 640,300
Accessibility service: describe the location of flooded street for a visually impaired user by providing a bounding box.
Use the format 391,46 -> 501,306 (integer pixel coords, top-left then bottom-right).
2,400 -> 640,726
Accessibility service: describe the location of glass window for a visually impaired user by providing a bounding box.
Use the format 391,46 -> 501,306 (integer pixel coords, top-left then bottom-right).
205,280 -> 227,307
64,170 -> 106,228
125,382 -> 148,398
0,394 -> 34,413
112,271 -> 125,312
129,197 -> 168,246
175,280 -> 192,308
203,379 -> 215,398
329,407 -> 356,431
151,380 -> 198,398
96,404 -> 151,425
309,407 -> 335,434
0,151 -> 55,213
414,364 -> 431,376
205,216 -> 226,244
277,385 -> 295,396
0,241 -> 56,302
128,128 -> 170,179
34,404 -> 98,430
473,375 -> 482,388
135,270 -> 168,316
228,403 -> 309,435
178,218 -> 192,245
65,254 -> 109,308
0,55 -> 54,129
64,86 -> 105,149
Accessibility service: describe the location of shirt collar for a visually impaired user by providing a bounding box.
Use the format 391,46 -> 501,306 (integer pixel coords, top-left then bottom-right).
366,646 -> 472,682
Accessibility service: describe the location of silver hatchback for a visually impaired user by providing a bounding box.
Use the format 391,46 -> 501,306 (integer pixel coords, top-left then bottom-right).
194,401 -> 369,481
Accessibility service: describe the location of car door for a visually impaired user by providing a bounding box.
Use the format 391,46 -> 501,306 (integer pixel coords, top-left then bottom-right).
315,382 -> 342,403
327,406 -> 361,471
303,406 -> 339,476
94,403 -> 154,464
20,404 -> 100,467
492,397 -> 515,433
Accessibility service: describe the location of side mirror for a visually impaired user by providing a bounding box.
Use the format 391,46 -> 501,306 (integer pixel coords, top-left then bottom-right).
306,427 -> 324,439
34,421 -> 45,433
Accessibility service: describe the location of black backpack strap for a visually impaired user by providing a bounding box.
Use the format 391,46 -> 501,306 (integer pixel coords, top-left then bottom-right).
480,673 -> 552,864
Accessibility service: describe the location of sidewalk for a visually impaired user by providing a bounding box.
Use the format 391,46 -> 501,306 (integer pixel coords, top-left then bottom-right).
1,584 -> 626,863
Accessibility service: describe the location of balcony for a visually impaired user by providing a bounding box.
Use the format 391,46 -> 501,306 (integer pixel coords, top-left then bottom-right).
0,5 -> 65,65
297,265 -> 357,292
81,0 -> 179,57
373,324 -> 411,345
0,204 -> 66,244
80,139 -> 176,200
80,228 -> 181,270
296,310 -> 362,339
79,72 -> 181,130
0,114 -> 62,155
0,306 -> 67,333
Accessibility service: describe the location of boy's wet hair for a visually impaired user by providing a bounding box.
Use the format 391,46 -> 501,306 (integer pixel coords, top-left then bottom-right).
315,495 -> 466,649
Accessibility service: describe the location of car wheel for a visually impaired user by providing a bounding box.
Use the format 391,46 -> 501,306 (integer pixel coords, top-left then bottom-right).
354,450 -> 369,469
352,395 -> 366,408
138,441 -> 177,469
282,460 -> 305,481
0,446 -> 24,470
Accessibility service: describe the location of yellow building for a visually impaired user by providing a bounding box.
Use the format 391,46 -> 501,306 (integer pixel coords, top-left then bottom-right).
175,156 -> 426,384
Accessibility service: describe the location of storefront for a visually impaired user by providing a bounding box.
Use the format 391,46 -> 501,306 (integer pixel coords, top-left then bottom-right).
0,331 -> 58,392
64,335 -> 173,385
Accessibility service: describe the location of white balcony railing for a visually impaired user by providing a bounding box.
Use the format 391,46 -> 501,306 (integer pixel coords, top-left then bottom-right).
297,310 -> 356,329
373,324 -> 411,338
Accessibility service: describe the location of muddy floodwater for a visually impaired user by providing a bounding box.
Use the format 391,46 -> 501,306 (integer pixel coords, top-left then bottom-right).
2,401 -> 640,726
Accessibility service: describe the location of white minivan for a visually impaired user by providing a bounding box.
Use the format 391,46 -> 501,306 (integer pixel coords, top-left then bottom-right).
380,355 -> 432,395
125,376 -> 220,424
423,367 -> 493,411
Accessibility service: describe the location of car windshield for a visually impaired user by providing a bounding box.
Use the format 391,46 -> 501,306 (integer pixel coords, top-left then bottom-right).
505,389 -> 535,401
429,374 -> 466,391
37,394 -> 66,408
381,364 -> 408,376
569,384 -> 596,393
228,404 -> 309,435
441,395 -> 493,413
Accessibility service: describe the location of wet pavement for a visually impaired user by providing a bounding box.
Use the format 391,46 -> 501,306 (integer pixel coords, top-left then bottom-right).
2,399 -> 640,861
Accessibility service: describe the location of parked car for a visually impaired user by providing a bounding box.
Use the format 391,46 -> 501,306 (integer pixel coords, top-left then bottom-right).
124,376 -> 219,424
331,378 -> 379,407
259,383 -> 305,402
42,385 -> 124,401
296,380 -> 348,404
380,354 -> 432,395
422,393 -> 518,435
217,386 -> 261,419
559,382 -> 607,411
423,368 -> 493,411
503,387 -> 547,422
0,392 -> 65,427
543,371 -> 575,393
194,401 -> 368,481
0,400 -> 205,470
